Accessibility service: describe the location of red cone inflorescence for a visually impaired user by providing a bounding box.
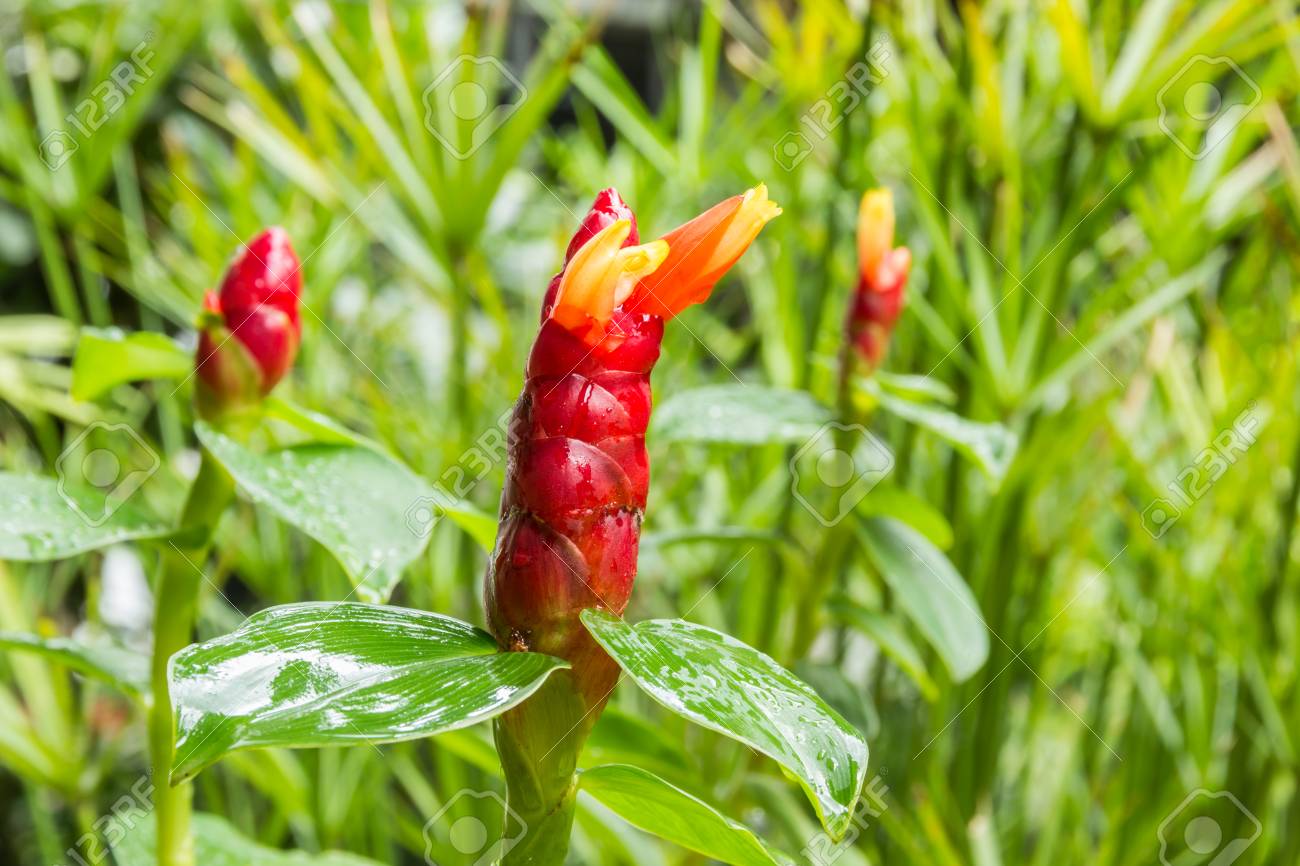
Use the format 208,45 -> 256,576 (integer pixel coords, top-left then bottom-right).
845,189 -> 911,369
195,227 -> 302,409
486,185 -> 779,862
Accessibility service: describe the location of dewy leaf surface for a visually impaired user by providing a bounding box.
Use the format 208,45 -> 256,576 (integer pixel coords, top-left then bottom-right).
581,610 -> 869,838
651,384 -> 833,444
195,422 -> 433,602
580,764 -> 795,866
0,473 -> 172,561
0,632 -> 149,696
169,602 -> 568,781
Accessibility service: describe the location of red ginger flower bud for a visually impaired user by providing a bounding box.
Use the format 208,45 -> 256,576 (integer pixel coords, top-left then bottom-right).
195,228 -> 302,408
846,188 -> 911,368
540,188 -> 639,323
488,186 -> 779,669
486,186 -> 777,856
493,176 -> 762,644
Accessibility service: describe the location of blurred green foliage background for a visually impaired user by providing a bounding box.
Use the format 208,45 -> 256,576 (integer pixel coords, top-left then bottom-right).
0,0 -> 1297,864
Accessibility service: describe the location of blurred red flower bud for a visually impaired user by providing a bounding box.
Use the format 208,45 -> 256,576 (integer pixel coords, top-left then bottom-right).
846,189 -> 911,368
195,228 -> 302,407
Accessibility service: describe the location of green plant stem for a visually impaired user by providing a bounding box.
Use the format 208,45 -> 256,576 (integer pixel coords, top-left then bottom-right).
493,672 -> 591,865
790,354 -> 867,661
148,448 -> 233,866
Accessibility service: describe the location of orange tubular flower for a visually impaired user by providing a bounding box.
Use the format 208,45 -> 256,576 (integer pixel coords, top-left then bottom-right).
846,188 -> 911,369
549,220 -> 669,344
628,184 -> 781,320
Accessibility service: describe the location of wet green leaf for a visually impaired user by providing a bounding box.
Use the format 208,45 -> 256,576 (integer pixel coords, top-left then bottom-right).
874,392 -> 1018,483
196,422 -> 434,602
580,764 -> 795,866
581,610 -> 869,839
170,602 -> 567,782
0,473 -> 171,561
0,632 -> 149,696
260,406 -> 500,554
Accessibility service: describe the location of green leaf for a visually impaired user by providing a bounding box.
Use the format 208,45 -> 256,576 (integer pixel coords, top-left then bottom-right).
830,602 -> 939,701
112,812 -> 382,866
874,392 -> 1018,483
873,371 -> 956,405
857,518 -> 989,682
579,764 -> 794,866
652,385 -> 832,445
571,48 -> 678,175
0,632 -> 149,696
583,706 -> 693,786
0,473 -> 172,561
264,397 -> 384,449
857,485 -> 954,550
261,402 -> 499,554
169,602 -> 567,782
71,327 -> 193,401
195,422 -> 434,602
581,610 -> 869,838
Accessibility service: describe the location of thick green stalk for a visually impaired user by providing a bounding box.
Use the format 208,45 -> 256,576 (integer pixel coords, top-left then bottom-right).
493,672 -> 592,866
148,549 -> 199,866
148,450 -> 233,866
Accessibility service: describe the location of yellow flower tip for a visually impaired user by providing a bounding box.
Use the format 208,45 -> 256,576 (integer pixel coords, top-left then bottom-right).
699,183 -> 782,276
742,183 -> 783,230
613,239 -> 670,305
857,187 -> 896,279
551,220 -> 669,342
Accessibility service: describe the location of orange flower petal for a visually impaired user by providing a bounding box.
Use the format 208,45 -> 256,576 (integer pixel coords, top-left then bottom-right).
628,184 -> 781,319
857,188 -> 895,281
550,220 -> 669,344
